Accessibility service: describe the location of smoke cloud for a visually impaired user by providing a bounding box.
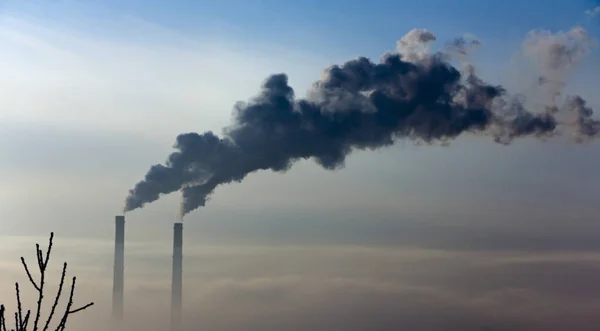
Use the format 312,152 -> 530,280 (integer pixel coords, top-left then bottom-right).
124,27 -> 598,218
523,27 -> 593,110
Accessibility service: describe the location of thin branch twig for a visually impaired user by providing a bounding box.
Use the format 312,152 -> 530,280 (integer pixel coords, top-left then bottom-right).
20,258 -> 39,292
41,263 -> 66,331
0,233 -> 94,331
0,304 -> 7,331
22,311 -> 31,331
35,245 -> 42,271
55,276 -> 96,331
15,283 -> 23,330
32,233 -> 53,331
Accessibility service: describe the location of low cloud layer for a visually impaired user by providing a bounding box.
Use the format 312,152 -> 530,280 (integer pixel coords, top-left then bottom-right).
3,237 -> 600,331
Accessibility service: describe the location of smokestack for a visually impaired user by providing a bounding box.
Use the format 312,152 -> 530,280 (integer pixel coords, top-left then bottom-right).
112,215 -> 125,324
171,221 -> 183,331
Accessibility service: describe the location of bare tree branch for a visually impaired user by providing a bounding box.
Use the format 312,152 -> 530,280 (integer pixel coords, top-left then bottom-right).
22,311 -> 31,331
32,233 -> 53,331
41,263 -> 66,331
15,283 -> 23,329
55,276 -> 94,331
1,304 -> 7,331
42,234 -> 53,269
0,233 -> 94,331
67,303 -> 94,316
35,245 -> 42,271
20,258 -> 39,292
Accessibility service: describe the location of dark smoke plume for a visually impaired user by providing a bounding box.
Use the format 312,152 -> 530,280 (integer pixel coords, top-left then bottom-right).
123,28 -> 598,218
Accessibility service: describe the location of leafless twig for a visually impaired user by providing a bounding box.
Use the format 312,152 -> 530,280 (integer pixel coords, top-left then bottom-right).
0,233 -> 94,331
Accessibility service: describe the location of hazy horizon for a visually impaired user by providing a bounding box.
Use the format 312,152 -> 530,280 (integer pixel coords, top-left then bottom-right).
2,0 -> 600,330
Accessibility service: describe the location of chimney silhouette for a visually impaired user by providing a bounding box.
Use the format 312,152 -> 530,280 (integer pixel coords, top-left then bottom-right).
112,215 -> 125,324
171,222 -> 183,331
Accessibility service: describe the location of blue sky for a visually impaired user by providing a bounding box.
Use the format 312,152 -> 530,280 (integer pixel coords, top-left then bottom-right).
0,0 -> 598,240
5,0 -> 598,53
5,0 -> 599,89
0,0 -> 599,244
2,1 -> 600,330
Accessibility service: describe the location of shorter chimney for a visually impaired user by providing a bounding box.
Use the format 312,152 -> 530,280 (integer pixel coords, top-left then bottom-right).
171,222 -> 183,331
112,215 -> 125,324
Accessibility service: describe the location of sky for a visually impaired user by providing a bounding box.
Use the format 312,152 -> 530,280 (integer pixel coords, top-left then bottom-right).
1,0 -> 600,330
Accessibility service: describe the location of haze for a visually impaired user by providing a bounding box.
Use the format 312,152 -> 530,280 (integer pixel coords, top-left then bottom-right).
2,1 -> 600,330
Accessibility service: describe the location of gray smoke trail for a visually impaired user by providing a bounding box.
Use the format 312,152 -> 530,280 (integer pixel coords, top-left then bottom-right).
521,26 -> 598,141
523,27 -> 592,107
123,28 -> 598,218
396,28 -> 437,62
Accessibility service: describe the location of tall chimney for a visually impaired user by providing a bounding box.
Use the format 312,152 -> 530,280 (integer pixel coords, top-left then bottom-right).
112,215 -> 125,324
171,222 -> 183,331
